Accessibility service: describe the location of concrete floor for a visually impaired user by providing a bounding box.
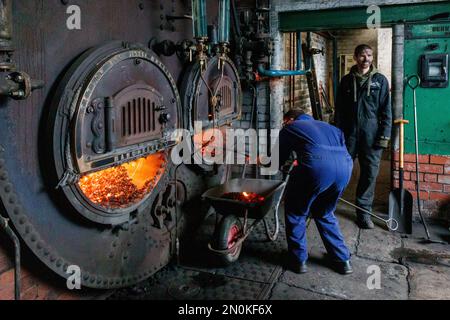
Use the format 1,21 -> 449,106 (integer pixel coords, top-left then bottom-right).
111,159 -> 450,300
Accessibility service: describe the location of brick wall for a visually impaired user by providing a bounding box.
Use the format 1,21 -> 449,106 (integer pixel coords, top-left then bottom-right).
393,153 -> 450,221
283,32 -> 332,115
0,236 -> 107,300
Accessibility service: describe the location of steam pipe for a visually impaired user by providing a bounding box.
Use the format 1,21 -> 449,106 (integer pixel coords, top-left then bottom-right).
257,31 -> 310,77
218,0 -> 230,44
192,0 -> 207,39
0,0 -> 13,71
0,215 -> 21,300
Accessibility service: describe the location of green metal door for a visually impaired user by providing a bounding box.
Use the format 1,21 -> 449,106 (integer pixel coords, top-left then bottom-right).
404,22 -> 450,155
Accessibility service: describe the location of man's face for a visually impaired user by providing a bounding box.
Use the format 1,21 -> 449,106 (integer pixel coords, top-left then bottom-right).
354,48 -> 373,69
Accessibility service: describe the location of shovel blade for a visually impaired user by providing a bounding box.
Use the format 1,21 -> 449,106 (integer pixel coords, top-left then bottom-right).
389,188 -> 413,234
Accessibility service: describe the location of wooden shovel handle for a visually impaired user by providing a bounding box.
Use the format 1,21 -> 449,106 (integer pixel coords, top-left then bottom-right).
394,119 -> 409,168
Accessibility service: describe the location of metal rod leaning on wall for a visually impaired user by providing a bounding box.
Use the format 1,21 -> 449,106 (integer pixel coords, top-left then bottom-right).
0,214 -> 21,300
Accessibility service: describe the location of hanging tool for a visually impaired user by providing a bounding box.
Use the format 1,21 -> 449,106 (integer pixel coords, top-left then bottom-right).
0,215 -> 21,300
388,119 -> 413,234
407,75 -> 447,244
302,33 -> 323,121
339,198 -> 399,231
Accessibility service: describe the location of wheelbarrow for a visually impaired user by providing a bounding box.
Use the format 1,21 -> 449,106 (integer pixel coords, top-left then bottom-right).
201,161 -> 296,265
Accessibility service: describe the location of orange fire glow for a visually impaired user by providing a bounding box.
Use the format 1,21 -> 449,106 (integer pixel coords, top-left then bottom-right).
221,192 -> 265,204
78,153 -> 166,209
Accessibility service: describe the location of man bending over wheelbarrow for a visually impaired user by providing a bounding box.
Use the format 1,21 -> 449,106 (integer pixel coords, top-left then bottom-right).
277,110 -> 353,275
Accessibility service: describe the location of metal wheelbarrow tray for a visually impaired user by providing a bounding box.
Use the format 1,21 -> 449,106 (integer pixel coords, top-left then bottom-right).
201,177 -> 288,265
202,178 -> 286,220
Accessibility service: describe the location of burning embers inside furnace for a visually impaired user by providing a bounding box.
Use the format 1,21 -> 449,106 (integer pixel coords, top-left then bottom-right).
78,152 -> 166,209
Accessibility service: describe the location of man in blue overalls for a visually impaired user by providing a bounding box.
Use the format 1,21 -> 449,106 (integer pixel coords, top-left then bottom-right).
278,110 -> 353,274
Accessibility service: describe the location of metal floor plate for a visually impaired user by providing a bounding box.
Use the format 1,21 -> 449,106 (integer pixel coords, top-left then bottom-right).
110,213 -> 287,300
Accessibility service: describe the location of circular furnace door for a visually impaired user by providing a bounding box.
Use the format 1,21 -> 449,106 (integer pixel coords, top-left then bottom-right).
0,41 -> 183,289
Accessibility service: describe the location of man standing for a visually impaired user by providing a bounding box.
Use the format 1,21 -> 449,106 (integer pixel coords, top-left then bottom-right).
278,110 -> 353,275
335,44 -> 392,229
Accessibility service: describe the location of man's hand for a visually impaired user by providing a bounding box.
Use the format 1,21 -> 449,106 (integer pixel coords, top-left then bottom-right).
374,137 -> 390,149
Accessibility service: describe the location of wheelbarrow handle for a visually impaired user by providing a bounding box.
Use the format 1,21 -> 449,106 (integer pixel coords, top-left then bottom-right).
284,151 -> 298,181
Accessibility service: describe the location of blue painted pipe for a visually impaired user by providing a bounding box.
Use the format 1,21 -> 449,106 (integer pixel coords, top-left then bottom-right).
258,31 -> 310,77
257,65 -> 309,77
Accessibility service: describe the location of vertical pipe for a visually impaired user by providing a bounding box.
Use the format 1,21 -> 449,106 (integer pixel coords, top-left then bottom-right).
0,0 -> 13,71
296,32 -> 302,71
218,0 -> 230,44
332,36 -> 338,105
0,0 -> 12,49
192,0 -> 207,39
391,24 -> 404,151
0,216 -> 21,300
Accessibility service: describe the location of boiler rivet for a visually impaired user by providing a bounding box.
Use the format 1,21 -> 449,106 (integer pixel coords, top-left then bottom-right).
4,185 -> 11,193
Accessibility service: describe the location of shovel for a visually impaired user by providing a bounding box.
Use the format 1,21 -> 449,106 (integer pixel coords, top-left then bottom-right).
388,119 -> 413,234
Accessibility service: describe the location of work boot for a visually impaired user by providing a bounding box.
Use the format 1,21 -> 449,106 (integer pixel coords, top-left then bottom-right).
333,260 -> 353,275
357,214 -> 374,229
285,254 -> 308,274
289,260 -> 308,274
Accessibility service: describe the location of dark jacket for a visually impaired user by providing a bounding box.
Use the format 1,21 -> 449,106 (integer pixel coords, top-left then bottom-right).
335,67 -> 392,153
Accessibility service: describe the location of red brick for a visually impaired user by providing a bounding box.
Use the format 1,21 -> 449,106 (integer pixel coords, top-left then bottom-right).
420,182 -> 443,192
410,172 -> 424,181
394,170 -> 411,180
445,165 -> 450,175
408,164 -> 445,174
430,155 -> 450,165
0,269 -> 15,287
396,153 -> 429,163
0,253 -> 12,274
444,184 -> 450,193
0,270 -> 15,300
35,283 -> 53,300
424,174 -> 438,182
21,285 -> 38,300
395,180 -> 417,190
403,162 -> 416,171
56,291 -> 84,300
438,175 -> 450,185
410,191 -> 429,200
429,192 -> 450,201
404,153 -> 430,163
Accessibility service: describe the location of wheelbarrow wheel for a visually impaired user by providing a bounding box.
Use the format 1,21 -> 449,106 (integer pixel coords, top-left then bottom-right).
213,215 -> 243,265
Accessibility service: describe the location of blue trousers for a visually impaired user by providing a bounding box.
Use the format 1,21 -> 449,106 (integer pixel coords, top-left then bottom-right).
284,150 -> 353,263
